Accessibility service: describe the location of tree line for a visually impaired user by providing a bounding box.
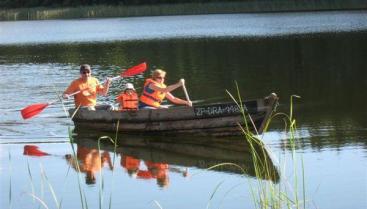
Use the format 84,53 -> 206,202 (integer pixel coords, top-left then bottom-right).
0,0 -> 246,8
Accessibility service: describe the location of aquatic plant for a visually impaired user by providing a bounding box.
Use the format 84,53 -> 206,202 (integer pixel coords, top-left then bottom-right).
8,153 -> 13,209
225,82 -> 306,209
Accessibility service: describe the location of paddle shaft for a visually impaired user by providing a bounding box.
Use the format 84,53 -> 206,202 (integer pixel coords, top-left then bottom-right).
182,83 -> 191,103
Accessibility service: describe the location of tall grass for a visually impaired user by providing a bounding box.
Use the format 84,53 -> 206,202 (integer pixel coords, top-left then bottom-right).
224,82 -> 306,209
15,106 -> 119,209
67,126 -> 89,209
8,153 -> 13,209
66,108 -> 119,209
1,0 -> 366,21
96,133 -> 118,209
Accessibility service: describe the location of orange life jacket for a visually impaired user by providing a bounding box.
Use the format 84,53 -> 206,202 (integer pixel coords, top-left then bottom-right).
121,156 -> 140,171
139,78 -> 166,108
116,91 -> 138,111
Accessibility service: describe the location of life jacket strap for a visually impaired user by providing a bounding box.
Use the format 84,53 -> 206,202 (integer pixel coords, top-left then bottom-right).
142,93 -> 162,103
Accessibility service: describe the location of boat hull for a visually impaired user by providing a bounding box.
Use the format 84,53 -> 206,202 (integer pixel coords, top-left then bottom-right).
69,93 -> 278,136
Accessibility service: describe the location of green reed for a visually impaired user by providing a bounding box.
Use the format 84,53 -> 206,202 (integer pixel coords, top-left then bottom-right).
67,126 -> 89,209
24,159 -> 61,209
224,82 -> 305,209
1,1 -> 365,21
68,107 -> 119,209
40,164 -> 61,209
96,134 -> 118,209
9,102 -> 119,209
8,152 -> 13,209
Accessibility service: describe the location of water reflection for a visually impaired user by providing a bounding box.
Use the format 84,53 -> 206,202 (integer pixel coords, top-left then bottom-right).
65,147 -> 113,185
121,155 -> 188,188
22,128 -> 280,187
73,129 -> 280,183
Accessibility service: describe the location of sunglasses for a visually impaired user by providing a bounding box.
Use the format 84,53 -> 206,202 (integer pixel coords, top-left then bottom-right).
81,71 -> 91,74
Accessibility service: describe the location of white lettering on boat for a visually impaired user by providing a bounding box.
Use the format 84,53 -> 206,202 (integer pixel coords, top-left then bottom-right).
194,104 -> 241,117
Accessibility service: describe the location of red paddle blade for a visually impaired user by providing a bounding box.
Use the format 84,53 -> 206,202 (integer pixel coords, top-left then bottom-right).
21,103 -> 49,120
23,145 -> 50,157
121,62 -> 147,77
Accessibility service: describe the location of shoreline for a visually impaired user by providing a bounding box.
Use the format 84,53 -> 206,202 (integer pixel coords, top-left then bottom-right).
1,1 -> 366,21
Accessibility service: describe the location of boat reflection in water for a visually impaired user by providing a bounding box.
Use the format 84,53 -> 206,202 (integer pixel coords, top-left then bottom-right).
70,128 -> 280,186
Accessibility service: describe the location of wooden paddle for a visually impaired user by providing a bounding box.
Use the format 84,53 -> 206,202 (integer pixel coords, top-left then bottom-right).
181,79 -> 192,107
23,145 -> 50,156
21,62 -> 147,120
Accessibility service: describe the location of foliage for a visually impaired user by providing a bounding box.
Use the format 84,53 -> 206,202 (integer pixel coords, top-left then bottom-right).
0,0 -> 245,8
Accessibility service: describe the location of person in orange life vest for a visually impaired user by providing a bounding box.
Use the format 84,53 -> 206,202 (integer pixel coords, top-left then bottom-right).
120,155 -> 141,178
137,161 -> 170,188
139,69 -> 192,109
116,83 -> 139,111
65,146 -> 113,185
63,64 -> 111,111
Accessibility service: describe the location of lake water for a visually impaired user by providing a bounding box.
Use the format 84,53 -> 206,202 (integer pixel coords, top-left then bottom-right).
1,11 -> 367,209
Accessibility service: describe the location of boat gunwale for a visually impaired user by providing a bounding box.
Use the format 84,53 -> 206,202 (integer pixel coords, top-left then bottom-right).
69,96 -> 276,122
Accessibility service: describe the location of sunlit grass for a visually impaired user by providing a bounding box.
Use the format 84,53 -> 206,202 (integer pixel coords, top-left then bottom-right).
187,84 -> 304,208
224,82 -> 306,209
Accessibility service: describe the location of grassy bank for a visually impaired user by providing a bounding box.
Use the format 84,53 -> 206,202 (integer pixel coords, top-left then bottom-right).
1,0 -> 366,21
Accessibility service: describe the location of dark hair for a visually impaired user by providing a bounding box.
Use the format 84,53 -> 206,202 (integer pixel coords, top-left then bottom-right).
80,64 -> 91,73
85,172 -> 96,185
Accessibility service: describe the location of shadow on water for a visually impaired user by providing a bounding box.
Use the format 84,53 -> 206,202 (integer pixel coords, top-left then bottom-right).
71,128 -> 280,183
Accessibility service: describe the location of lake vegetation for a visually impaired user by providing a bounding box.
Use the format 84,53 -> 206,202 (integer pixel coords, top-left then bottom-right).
1,0 -> 366,21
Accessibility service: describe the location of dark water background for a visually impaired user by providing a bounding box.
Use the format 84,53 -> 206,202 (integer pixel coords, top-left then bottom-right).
0,11 -> 366,209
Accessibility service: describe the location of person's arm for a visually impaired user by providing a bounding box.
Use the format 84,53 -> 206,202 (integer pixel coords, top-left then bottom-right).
149,79 -> 183,93
165,92 -> 192,107
99,78 -> 112,96
63,81 -> 77,99
101,151 -> 114,170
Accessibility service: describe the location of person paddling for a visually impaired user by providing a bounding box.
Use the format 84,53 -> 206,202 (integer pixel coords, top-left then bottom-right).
139,69 -> 192,109
116,83 -> 139,111
63,64 -> 111,110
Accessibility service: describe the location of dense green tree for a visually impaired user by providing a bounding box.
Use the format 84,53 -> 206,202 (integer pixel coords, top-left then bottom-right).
0,0 -> 248,8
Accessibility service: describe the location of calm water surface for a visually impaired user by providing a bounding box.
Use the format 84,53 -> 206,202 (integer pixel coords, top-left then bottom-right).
0,11 -> 367,209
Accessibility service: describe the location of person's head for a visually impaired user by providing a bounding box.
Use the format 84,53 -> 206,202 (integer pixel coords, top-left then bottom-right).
85,171 -> 96,185
124,83 -> 136,93
127,169 -> 139,178
157,176 -> 169,188
80,64 -> 92,80
152,69 -> 166,83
